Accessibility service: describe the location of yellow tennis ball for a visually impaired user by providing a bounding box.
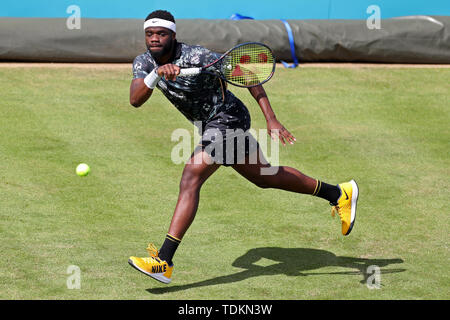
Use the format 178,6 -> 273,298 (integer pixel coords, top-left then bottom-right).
76,163 -> 90,176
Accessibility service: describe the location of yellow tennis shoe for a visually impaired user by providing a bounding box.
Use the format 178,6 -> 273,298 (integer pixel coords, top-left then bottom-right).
128,243 -> 173,284
331,180 -> 359,236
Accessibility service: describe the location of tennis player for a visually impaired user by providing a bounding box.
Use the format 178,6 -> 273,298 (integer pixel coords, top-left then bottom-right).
128,10 -> 359,284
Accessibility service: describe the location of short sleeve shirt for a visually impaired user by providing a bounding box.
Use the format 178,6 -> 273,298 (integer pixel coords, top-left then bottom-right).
132,42 -> 244,124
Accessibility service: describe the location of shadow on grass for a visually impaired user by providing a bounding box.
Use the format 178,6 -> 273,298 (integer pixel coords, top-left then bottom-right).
147,247 -> 405,294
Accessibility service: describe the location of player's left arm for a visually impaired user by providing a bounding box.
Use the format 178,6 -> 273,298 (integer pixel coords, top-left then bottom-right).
248,85 -> 296,146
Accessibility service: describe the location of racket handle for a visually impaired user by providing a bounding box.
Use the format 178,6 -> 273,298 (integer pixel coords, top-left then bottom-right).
178,68 -> 202,77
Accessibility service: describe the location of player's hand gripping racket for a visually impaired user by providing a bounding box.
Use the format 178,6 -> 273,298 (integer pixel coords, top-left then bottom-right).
178,42 -> 276,88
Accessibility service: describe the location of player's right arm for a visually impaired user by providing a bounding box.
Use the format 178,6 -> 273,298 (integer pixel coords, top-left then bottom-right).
129,56 -> 180,107
129,78 -> 153,108
130,55 -> 155,107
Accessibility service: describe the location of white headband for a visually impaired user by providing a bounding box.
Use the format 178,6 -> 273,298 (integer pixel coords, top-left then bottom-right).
143,18 -> 176,33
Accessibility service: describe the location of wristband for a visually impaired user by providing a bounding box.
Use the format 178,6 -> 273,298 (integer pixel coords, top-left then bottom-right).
143,68 -> 162,89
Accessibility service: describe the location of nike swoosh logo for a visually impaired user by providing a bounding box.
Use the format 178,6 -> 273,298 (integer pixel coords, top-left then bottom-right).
343,189 -> 349,200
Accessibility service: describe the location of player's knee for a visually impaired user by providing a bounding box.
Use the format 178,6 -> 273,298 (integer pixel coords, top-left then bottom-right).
179,171 -> 203,192
252,177 -> 272,189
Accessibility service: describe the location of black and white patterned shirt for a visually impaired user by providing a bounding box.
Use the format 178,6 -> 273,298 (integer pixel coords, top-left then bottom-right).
132,41 -> 244,124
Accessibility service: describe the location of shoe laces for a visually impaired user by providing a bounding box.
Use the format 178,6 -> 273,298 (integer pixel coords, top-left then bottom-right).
331,204 -> 342,219
146,243 -> 159,258
142,256 -> 163,265
142,244 -> 163,265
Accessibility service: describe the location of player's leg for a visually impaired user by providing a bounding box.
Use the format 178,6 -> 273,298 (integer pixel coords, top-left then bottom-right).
231,147 -> 358,236
163,147 -> 221,247
231,148 -> 337,199
129,147 -> 220,283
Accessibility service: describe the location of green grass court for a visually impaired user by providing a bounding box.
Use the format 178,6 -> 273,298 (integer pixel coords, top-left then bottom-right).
0,66 -> 448,299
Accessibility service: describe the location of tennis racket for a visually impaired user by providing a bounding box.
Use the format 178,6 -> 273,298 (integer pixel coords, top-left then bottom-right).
178,42 -> 276,88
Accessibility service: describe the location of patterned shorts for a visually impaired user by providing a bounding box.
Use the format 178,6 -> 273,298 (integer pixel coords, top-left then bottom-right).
198,104 -> 259,166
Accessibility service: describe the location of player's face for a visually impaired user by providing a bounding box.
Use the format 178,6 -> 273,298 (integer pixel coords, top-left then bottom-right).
145,27 -> 175,61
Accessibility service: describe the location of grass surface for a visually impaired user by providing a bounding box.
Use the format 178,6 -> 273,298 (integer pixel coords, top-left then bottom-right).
0,66 -> 449,299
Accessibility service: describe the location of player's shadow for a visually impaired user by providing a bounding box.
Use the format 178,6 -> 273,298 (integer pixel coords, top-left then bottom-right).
146,247 -> 405,294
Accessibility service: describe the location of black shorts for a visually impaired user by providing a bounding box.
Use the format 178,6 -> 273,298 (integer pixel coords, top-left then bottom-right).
197,103 -> 259,166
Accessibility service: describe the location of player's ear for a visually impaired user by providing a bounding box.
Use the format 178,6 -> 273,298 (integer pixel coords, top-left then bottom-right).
171,31 -> 176,40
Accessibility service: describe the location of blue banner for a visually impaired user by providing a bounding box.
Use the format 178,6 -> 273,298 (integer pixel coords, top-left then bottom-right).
2,0 -> 449,19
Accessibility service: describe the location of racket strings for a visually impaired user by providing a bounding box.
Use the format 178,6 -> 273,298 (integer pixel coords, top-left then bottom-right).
223,43 -> 275,87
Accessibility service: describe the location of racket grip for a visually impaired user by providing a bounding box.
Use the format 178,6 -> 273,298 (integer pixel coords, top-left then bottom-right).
178,68 -> 202,77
